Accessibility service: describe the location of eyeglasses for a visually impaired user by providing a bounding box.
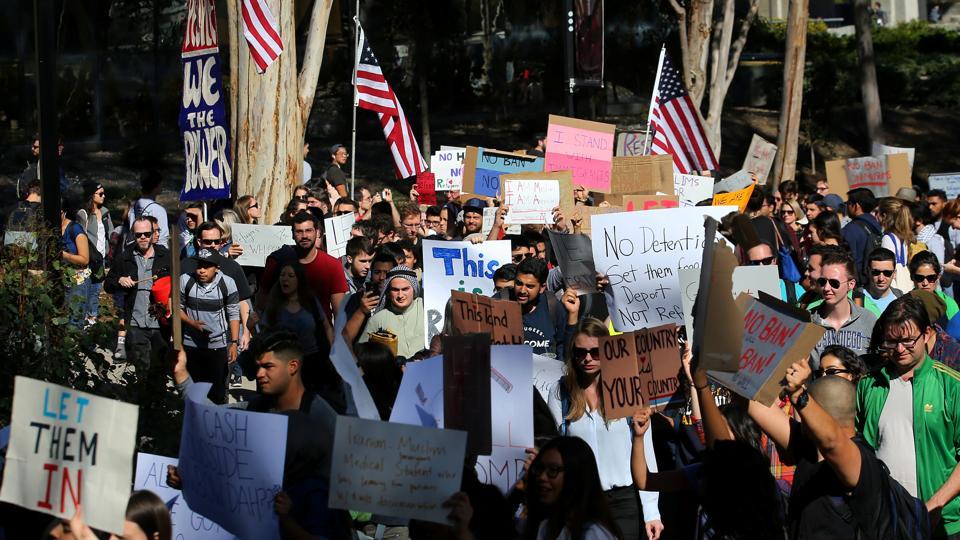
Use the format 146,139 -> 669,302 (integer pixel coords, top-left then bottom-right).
750,256 -> 776,266
879,334 -> 924,353
816,277 -> 845,289
133,231 -> 152,238
512,253 -> 532,263
871,269 -> 894,277
572,347 -> 600,361
912,273 -> 938,284
530,463 -> 564,479
816,367 -> 850,377
199,238 -> 223,246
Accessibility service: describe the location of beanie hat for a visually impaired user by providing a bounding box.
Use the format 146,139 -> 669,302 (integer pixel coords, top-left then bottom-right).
907,289 -> 946,325
376,265 -> 420,312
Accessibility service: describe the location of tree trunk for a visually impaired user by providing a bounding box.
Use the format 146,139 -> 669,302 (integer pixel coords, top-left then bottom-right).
773,0 -> 809,189
231,0 -> 333,224
853,0 -> 884,149
670,0 -> 714,107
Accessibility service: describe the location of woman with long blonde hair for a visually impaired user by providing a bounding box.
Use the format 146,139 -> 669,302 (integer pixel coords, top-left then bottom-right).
544,318 -> 663,540
879,197 -> 916,266
234,194 -> 261,225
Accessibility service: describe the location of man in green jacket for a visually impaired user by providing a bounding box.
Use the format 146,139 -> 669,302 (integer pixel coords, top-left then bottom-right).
858,295 -> 960,537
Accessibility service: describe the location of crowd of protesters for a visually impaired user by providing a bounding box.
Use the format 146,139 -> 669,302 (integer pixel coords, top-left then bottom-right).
6,137 -> 960,540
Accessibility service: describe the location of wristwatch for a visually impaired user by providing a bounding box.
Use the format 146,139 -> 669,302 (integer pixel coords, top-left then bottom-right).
230,339 -> 239,345
793,389 -> 810,410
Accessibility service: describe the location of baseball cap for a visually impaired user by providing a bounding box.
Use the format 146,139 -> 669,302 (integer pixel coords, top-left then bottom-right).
463,198 -> 486,215
193,248 -> 226,267
822,194 -> 844,213
329,144 -> 346,156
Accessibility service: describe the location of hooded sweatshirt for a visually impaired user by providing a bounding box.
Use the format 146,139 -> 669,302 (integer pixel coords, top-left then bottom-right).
808,299 -> 878,369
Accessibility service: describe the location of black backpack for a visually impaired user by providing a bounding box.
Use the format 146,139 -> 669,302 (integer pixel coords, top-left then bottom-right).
855,220 -> 883,284
872,457 -> 932,540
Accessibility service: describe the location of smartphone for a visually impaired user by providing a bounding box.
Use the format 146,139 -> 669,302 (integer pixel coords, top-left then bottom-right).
364,281 -> 379,296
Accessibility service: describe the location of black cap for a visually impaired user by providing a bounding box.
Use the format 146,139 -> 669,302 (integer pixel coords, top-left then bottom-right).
329,144 -> 345,156
463,198 -> 486,215
193,248 -> 226,267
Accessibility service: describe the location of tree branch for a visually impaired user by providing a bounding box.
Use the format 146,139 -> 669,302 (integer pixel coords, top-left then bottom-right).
298,0 -> 334,127
724,0 -> 760,93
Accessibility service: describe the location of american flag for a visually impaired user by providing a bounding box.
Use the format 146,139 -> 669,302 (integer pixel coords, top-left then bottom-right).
355,26 -> 427,179
649,50 -> 718,173
241,0 -> 284,73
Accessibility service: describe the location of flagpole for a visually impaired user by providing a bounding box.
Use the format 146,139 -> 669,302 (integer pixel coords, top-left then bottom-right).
350,11 -> 360,200
642,45 -> 666,156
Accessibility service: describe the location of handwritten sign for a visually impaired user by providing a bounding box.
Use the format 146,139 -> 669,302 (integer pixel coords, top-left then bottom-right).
825,153 -> 910,198
679,264 -> 782,341
324,212 -> 355,258
623,195 -> 680,212
462,146 -> 543,199
598,333 -> 643,419
422,239 -> 511,346
929,173 -> 960,199
329,416 -> 466,524
712,183 -> 755,212
231,224 -> 295,267
545,114 -> 616,192
179,0 -> 230,201
673,173 -> 713,207
450,290 -> 523,344
591,206 -> 736,332
0,377 -> 138,534
416,171 -> 438,206
609,155 -> 674,195
134,453 -> 235,540
502,179 -> 560,224
615,130 -> 648,157
390,354 -> 444,428
742,134 -> 777,184
533,354 -> 566,403
871,142 -> 915,173
634,324 -> 682,411
713,170 -> 753,194
547,230 -> 596,294
432,146 -> 466,191
178,382 -> 287,539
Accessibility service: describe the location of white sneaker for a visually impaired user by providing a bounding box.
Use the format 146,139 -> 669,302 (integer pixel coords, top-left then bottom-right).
115,335 -> 126,360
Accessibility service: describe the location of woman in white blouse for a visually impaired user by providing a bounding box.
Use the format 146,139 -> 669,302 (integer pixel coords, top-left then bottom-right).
546,318 -> 664,540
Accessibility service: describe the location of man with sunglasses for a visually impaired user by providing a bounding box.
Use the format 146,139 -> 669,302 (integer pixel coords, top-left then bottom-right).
857,295 -> 960,538
864,247 -> 903,315
745,242 -> 804,304
808,251 -> 877,368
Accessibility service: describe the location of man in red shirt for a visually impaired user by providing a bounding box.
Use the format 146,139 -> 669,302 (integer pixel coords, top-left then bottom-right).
260,211 -> 348,320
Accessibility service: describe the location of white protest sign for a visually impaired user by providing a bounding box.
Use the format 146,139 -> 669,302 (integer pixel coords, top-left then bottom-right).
330,333 -> 381,420
679,265 -> 782,341
713,171 -> 753,194
422,239 -> 511,346
178,383 -> 287,540
872,142 -> 915,172
477,345 -> 533,494
324,212 -> 355,258
134,453 -> 236,540
742,134 -> 778,184
231,224 -> 295,267
930,173 -> 960,199
673,173 -> 714,207
533,354 -> 565,403
502,179 -> 560,225
592,206 -> 736,332
432,146 -> 466,191
329,416 -> 466,524
390,354 -> 444,427
482,206 -> 497,237
0,377 -> 138,534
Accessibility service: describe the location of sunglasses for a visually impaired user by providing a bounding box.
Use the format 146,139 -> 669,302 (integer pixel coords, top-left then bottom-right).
871,269 -> 894,277
572,347 -> 600,361
95,191 -> 105,196
249,203 -> 259,209
912,273 -> 938,284
133,231 -> 152,238
335,210 -> 352,216
781,209 -> 795,215
199,238 -> 223,246
816,277 -> 845,289
530,463 -> 564,479
750,256 -> 776,266
816,367 -> 850,377
512,253 -> 532,263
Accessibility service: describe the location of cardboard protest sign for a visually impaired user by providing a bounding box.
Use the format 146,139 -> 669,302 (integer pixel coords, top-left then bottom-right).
708,294 -> 826,406
390,354 -> 444,427
329,416 -> 466,524
591,206 -> 736,332
580,205 -> 624,234
179,0 -> 231,201
694,226 -> 747,372
547,230 -> 596,293
712,183 -> 755,213
825,153 -> 911,198
178,383 -> 287,539
713,171 -> 753,194
634,324 -> 682,411
545,115 -> 616,192
872,142 -> 915,172
500,170 -> 574,225
0,378 -> 138,534
422,239 -> 511,346
450,290 -> 524,344
443,334 -> 492,455
231,224 -> 295,267
679,264 -> 782,341
742,134 -> 777,184
432,146 -> 466,191
462,146 -> 543,199
323,212 -> 355,258
615,130 -> 647,157
134,453 -> 235,540
673,173 -> 714,207
623,195 -> 681,212
598,333 -> 643,419
610,155 -> 675,196
416,171 -> 438,205
929,173 -> 960,199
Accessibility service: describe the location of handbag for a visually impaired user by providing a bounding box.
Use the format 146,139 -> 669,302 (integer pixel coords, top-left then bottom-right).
770,217 -> 803,283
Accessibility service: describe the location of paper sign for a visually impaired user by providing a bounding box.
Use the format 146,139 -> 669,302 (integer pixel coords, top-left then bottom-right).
615,131 -> 648,157
708,295 -> 826,405
324,212 -> 355,258
450,290 -> 524,345
533,354 -> 566,404
329,416 -> 466,524
134,453 -> 235,540
502,179 -> 561,224
929,173 -> 960,199
422,239 -> 511,347
231,224 -> 296,267
0,377 -> 138,534
501,170 -> 575,225
825,153 -> 911,198
591,206 -> 736,332
178,383 -> 287,540
871,142 -> 915,172
634,324 -> 682,411
462,146 -> 543,199
432,146 -> 466,191
679,264 -> 782,341
443,334 -> 492,455
389,354 -> 443,427
545,115 -> 616,192
673,173 -> 714,207
598,333 -> 643,419
712,183 -> 755,212
742,134 -> 778,184
547,230 -> 596,293
623,195 -> 680,212
482,206 -> 497,237
416,171 -> 439,206
610,155 -> 675,196
713,171 -> 753,194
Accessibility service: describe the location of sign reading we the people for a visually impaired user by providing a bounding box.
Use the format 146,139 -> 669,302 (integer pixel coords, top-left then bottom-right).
179,0 -> 231,201
0,377 -> 138,534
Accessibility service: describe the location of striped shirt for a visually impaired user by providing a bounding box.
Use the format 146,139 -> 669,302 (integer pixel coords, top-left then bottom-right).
180,272 -> 240,349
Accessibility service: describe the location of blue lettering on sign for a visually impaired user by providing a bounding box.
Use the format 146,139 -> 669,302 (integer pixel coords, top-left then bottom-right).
432,247 -> 501,278
475,169 -> 501,197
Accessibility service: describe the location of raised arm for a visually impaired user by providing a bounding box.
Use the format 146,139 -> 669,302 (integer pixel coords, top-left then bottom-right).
691,366 -> 733,447
630,409 -> 693,493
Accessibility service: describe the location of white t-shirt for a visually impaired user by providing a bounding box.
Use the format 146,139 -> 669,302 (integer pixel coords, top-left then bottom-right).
876,376 -> 919,497
537,521 -> 617,540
